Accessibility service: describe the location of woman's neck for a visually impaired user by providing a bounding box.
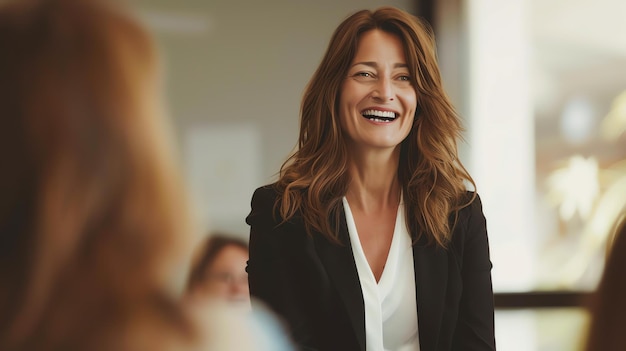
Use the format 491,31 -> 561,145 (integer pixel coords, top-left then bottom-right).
345,147 -> 401,213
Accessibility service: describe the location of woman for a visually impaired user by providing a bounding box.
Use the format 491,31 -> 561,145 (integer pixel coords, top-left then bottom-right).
187,234 -> 251,308
246,7 -> 495,351
585,215 -> 626,351
0,0 -> 197,349
187,234 -> 296,351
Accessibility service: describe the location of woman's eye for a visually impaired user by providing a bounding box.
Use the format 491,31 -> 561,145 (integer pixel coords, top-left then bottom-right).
398,75 -> 411,81
356,72 -> 372,77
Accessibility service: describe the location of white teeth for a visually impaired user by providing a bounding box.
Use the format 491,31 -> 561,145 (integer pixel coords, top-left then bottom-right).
362,109 -> 397,118
370,118 -> 392,123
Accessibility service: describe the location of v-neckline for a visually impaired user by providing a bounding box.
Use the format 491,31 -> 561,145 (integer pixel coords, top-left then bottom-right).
342,196 -> 403,285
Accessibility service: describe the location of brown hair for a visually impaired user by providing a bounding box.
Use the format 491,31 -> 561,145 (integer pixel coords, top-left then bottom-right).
585,214 -> 626,351
0,0 -> 194,348
276,7 -> 475,247
187,233 -> 248,292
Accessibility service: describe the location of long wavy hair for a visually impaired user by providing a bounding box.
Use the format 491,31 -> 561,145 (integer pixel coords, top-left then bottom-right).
0,0 -> 194,348
275,7 -> 475,247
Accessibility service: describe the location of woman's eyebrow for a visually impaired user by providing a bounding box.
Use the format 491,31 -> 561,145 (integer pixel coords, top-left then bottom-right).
351,61 -> 409,69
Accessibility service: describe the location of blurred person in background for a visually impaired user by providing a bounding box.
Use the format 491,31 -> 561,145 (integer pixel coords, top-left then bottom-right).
584,214 -> 626,351
246,6 -> 495,351
185,233 -> 295,351
0,0 -> 279,349
187,233 -> 251,309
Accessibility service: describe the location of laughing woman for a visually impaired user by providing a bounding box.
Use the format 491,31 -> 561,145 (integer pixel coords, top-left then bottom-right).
246,7 -> 495,351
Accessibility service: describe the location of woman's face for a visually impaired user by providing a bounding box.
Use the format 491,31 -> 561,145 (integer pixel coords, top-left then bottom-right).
195,245 -> 250,308
339,29 -> 417,152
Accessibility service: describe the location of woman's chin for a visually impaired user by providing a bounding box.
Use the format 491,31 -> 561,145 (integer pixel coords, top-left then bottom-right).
227,297 -> 252,311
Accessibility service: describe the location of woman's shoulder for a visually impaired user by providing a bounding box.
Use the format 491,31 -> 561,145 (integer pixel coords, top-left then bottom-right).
247,183 -> 303,229
248,184 -> 283,216
445,191 -> 485,240
246,184 -> 278,224
451,191 -> 488,244
458,190 -> 484,216
250,183 -> 281,203
246,184 -> 308,247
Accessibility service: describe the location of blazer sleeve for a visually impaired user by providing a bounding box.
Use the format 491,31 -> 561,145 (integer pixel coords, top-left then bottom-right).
245,186 -> 319,351
452,194 -> 496,350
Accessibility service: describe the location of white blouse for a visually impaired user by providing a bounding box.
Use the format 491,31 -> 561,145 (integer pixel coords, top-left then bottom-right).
343,197 -> 420,351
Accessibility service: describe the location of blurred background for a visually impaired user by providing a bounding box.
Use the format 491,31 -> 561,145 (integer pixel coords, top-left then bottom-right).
131,0 -> 626,349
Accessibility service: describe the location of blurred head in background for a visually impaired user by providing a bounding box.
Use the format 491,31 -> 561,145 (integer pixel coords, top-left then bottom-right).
0,0 -> 195,348
187,234 -> 250,308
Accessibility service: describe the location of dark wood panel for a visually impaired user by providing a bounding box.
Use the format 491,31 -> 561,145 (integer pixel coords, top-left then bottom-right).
494,291 -> 593,309
415,0 -> 436,28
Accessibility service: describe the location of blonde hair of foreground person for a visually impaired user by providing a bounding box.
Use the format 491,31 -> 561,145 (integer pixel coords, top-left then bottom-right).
585,215 -> 626,351
0,0 -> 205,349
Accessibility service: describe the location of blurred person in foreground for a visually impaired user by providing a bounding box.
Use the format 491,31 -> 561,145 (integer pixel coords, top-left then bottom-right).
0,0 -> 291,350
246,6 -> 495,351
0,0 -> 195,349
187,233 -> 251,309
585,214 -> 626,351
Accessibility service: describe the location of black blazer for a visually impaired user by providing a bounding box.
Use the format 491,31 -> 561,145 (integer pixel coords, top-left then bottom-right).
246,185 -> 495,351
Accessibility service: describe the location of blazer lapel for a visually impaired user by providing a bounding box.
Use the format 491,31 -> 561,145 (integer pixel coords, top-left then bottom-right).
413,238 -> 448,351
314,208 -> 366,351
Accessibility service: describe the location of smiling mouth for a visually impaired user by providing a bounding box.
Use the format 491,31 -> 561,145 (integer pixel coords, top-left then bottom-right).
361,109 -> 398,123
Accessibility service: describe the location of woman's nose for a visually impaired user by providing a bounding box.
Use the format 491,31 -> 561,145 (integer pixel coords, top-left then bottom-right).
372,76 -> 395,101
230,276 -> 249,294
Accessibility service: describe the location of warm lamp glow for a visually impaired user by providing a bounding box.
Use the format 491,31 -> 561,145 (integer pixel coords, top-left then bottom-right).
546,155 -> 599,221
